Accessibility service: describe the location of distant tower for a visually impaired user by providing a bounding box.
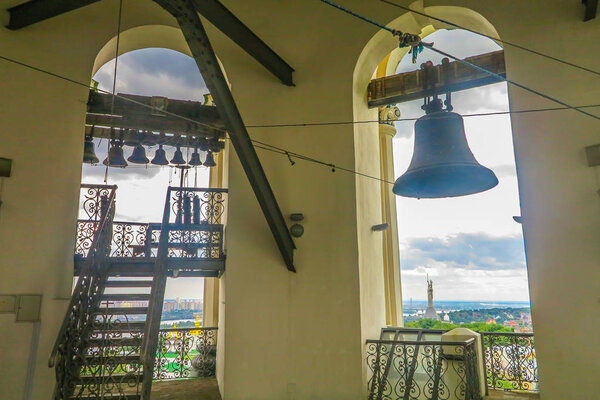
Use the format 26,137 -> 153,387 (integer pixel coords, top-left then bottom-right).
424,275 -> 440,320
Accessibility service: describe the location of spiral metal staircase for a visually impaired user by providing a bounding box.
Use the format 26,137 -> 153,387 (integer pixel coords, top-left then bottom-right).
49,184 -> 226,399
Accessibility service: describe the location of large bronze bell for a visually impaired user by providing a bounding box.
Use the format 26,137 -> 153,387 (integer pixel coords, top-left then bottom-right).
393,99 -> 498,198
151,144 -> 169,166
83,136 -> 99,164
170,145 -> 186,165
103,140 -> 128,168
128,145 -> 149,164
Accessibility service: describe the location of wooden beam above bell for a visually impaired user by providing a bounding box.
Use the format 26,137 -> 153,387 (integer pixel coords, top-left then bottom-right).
367,50 -> 506,108
86,90 -> 225,138
84,125 -> 226,150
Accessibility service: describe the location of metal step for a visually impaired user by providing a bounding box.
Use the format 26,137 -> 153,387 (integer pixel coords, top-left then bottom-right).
93,307 -> 149,315
84,355 -> 142,366
100,294 -> 151,301
70,395 -> 140,400
76,374 -> 144,385
104,280 -> 154,287
92,321 -> 146,332
107,265 -> 155,276
88,337 -> 143,347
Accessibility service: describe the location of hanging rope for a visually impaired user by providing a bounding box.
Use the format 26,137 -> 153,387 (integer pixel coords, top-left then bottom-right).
104,0 -> 124,183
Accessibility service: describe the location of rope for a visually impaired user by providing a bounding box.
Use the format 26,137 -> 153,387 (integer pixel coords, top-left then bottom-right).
379,0 -> 600,77
105,0 -> 124,183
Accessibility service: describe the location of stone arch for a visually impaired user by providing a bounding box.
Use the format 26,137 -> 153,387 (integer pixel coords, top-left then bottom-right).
92,24 -> 230,85
351,4 -> 502,328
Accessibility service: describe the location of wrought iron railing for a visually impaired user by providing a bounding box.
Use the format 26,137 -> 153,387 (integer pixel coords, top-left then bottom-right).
379,327 -> 538,394
366,337 -> 481,400
50,185 -> 117,399
75,184 -> 118,257
480,332 -> 537,393
154,327 -> 217,380
110,221 -> 150,257
74,187 -> 227,263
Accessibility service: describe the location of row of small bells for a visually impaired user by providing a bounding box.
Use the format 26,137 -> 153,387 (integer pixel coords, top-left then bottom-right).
83,132 -> 218,168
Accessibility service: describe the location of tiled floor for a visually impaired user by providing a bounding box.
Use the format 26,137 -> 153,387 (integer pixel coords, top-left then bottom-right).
152,378 -> 222,400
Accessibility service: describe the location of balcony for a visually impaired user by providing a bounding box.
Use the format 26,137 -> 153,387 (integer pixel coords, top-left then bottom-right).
74,184 -> 227,277
366,328 -> 539,400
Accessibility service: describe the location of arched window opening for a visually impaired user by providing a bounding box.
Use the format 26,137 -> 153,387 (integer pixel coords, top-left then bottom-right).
392,29 -> 532,330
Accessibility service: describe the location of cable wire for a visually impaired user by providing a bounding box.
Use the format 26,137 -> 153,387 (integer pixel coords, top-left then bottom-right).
317,0 -> 600,122
425,45 -> 600,121
379,0 -> 600,77
3,51 -> 600,131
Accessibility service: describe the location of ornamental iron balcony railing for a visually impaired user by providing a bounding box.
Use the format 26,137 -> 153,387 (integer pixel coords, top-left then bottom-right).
155,327 -> 217,380
480,332 -> 537,392
378,327 -> 538,395
74,185 -> 227,269
366,337 -> 481,400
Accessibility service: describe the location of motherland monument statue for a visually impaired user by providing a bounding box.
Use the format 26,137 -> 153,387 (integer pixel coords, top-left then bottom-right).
424,275 -> 440,320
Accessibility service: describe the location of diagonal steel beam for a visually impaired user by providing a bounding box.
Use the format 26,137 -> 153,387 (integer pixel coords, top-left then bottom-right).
191,0 -> 294,86
6,0 -> 100,30
153,0 -> 296,272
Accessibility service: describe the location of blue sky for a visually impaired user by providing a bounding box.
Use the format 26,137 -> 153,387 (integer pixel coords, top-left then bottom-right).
87,29 -> 530,302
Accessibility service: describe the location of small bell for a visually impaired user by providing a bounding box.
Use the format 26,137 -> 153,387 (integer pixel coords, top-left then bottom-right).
83,136 -> 99,164
103,140 -> 128,168
151,144 -> 169,166
188,148 -> 203,166
393,99 -> 498,198
170,145 -> 186,165
128,145 -> 149,164
203,151 -> 216,167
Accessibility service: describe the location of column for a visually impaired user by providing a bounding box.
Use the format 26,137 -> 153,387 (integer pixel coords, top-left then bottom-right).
379,105 -> 404,326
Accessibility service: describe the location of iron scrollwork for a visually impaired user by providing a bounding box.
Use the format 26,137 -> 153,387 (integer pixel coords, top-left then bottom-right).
110,222 -> 149,257
154,327 -> 217,380
52,187 -> 117,400
481,332 -> 537,392
366,339 -> 481,400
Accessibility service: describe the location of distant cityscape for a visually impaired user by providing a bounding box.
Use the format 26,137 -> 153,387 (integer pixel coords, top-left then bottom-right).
403,299 -> 533,332
162,297 -> 203,312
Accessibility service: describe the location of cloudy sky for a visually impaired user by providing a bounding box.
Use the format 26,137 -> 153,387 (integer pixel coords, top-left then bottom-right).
85,29 -> 530,303
392,30 -> 529,302
88,49 -> 210,299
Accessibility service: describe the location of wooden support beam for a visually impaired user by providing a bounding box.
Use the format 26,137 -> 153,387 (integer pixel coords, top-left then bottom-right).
86,91 -> 224,137
583,0 -> 598,21
367,50 -> 506,108
85,114 -> 223,138
84,126 -> 226,149
153,0 -> 296,271
6,0 -> 100,30
191,0 -> 295,86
